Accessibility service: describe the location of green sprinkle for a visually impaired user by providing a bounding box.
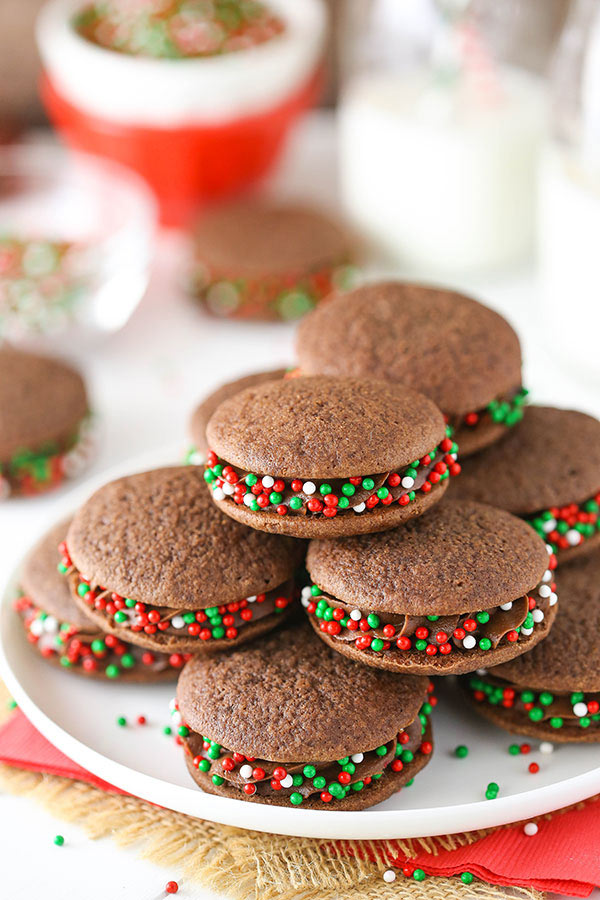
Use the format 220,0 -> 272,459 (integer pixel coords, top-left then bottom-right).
351,780 -> 364,792
183,612 -> 196,624
53,835 -> 64,846
313,776 -> 326,789
292,774 -> 304,787
212,627 -> 225,639
479,638 -> 492,651
361,477 -> 375,491
125,598 -> 136,608
426,615 -> 440,621
550,717 -> 564,729
116,716 -> 127,727
454,745 -> 469,758
106,664 -> 120,679
289,792 -> 303,806
371,638 -> 384,652
529,707 -> 544,722
269,492 -> 283,505
290,497 -> 302,510
375,745 -> 388,756
400,750 -> 414,763
341,483 -> 355,496
539,692 -> 554,706
77,582 -> 90,597
7,698 -> 17,710
177,726 -> 189,737
310,585 -> 321,597
508,744 -> 520,755
367,613 -> 380,628
520,690 -> 535,704
413,869 -> 426,882
460,872 -> 474,884
303,765 -> 316,778
571,691 -> 585,704
198,759 -> 210,772
163,726 -> 172,736
113,611 -> 127,624
376,487 -> 389,499
245,473 -> 257,486
212,775 -> 224,786
319,483 -> 332,496
476,611 -> 490,624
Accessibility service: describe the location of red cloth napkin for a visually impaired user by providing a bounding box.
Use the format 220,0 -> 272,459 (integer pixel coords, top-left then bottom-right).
1,710 -> 598,896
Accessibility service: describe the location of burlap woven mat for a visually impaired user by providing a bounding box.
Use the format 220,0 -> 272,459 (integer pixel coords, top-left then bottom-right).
0,682 -> 545,899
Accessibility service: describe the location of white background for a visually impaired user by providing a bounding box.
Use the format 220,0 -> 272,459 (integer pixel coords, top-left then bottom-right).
0,114 -> 598,899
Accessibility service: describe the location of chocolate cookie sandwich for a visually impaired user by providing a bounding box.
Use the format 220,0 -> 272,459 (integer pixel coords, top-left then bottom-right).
204,375 -> 460,538
452,406 -> 600,561
15,520 -> 184,680
187,367 -> 287,461
61,467 -> 302,654
464,551 -> 600,742
175,621 -> 435,809
0,345 -> 94,499
304,501 -> 557,675
189,199 -> 358,320
295,281 -> 525,456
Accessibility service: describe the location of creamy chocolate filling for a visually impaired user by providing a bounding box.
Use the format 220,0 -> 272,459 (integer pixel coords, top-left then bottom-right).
204,436 -> 459,519
64,562 -> 294,644
14,593 -> 183,676
467,673 -> 600,733
174,700 -> 433,806
303,548 -> 557,658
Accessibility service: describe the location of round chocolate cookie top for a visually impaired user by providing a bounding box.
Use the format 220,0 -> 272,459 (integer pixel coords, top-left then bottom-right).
177,620 -> 427,760
206,376 -> 445,479
295,282 -> 522,416
21,518 -> 94,631
190,368 -> 287,456
453,406 -> 600,514
193,200 -> 353,275
0,345 -> 88,461
67,467 -> 301,607
489,551 -> 600,692
307,500 -> 549,616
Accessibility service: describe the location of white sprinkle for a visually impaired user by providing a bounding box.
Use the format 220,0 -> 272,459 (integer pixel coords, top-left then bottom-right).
463,635 -> 476,650
213,487 -> 225,501
301,596 -> 311,608
261,475 -> 274,489
538,584 -> 551,599
383,869 -> 397,883
521,626 -> 534,636
171,616 -> 185,629
523,822 -> 538,836
532,609 -> 545,623
302,481 -> 316,495
222,482 -> 234,495
243,493 -> 254,507
351,752 -> 364,763
240,764 -> 253,780
542,518 -> 557,533
43,616 -> 58,634
573,702 -> 588,717
542,569 -> 553,583
566,529 -> 582,546
350,609 -> 362,621
476,668 -> 488,676
171,710 -> 182,726
539,742 -> 554,755
30,618 -> 44,637
500,602 -> 513,611
169,697 -> 177,711
353,502 -> 366,513
187,450 -> 204,467
247,595 -> 257,603
549,592 -> 558,606
280,774 -> 293,788
301,586 -> 312,600
401,476 -> 415,489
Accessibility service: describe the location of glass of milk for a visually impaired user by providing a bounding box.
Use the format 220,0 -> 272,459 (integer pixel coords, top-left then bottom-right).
538,0 -> 600,378
338,1 -> 547,276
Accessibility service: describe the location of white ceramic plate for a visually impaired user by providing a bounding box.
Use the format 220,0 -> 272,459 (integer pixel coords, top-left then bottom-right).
1,449 -> 599,840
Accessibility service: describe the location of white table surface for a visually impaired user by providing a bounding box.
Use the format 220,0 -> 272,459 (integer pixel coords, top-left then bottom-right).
0,113 -> 598,899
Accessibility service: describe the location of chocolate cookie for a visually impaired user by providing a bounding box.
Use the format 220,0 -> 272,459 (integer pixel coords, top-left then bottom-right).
204,375 -> 460,538
63,467 -> 303,654
0,345 -> 93,498
451,406 -> 600,561
295,281 -> 525,456
463,551 -> 600,742
188,368 -> 287,459
304,500 -> 557,676
189,199 -> 358,321
14,519 -> 182,681
175,620 -> 434,810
